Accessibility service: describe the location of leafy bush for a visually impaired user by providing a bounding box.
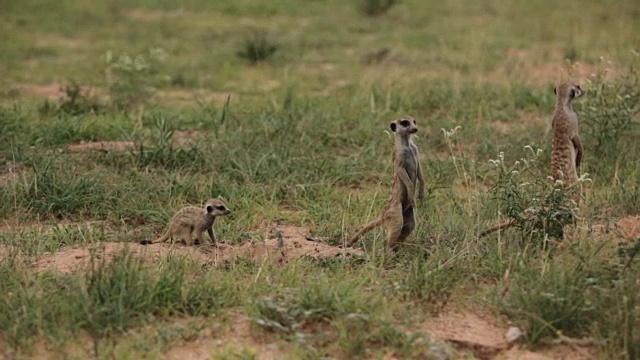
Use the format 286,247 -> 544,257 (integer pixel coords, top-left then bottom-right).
104,48 -> 167,110
357,0 -> 400,16
482,147 -> 584,241
581,64 -> 640,163
236,30 -> 278,64
38,83 -> 104,118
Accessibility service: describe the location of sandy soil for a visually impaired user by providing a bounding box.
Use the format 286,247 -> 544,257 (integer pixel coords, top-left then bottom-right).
29,225 -> 362,274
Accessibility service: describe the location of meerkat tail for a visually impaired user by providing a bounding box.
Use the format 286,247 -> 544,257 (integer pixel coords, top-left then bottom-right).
478,219 -> 517,239
139,232 -> 170,245
349,217 -> 384,246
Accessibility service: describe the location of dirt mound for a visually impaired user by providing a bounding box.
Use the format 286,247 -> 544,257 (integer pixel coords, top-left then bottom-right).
16,84 -> 102,101
157,89 -> 233,107
66,141 -> 134,153
421,307 -> 597,360
164,315 -> 286,360
31,225 -> 362,274
421,307 -> 507,358
616,215 -> 640,239
589,215 -> 640,241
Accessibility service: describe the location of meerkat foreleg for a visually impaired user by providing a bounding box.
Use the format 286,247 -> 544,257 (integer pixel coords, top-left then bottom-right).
207,227 -> 217,246
417,162 -> 426,200
398,168 -> 416,204
572,135 -> 583,168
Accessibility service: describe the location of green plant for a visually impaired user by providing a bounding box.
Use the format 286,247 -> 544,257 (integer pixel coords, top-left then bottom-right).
482,147 -> 584,241
14,157 -> 116,218
132,112 -> 206,170
500,258 -> 599,345
399,257 -> 454,313
357,0 -> 401,16
37,82 -> 104,117
236,30 -> 278,64
104,48 -> 167,110
499,244 -> 639,352
581,63 -> 640,163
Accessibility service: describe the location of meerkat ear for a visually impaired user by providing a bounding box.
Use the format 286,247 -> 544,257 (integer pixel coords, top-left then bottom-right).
206,205 -> 214,213
390,122 -> 397,132
569,89 -> 575,98
553,87 -> 557,95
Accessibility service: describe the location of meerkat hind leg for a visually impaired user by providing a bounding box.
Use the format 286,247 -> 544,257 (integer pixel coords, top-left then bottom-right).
179,226 -> 194,246
385,206 -> 405,252
398,206 -> 416,244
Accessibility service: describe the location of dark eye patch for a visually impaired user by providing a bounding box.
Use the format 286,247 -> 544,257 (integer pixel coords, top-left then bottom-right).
216,205 -> 226,211
400,120 -> 410,126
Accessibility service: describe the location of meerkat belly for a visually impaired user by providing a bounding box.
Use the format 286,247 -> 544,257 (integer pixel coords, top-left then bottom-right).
400,152 -> 419,204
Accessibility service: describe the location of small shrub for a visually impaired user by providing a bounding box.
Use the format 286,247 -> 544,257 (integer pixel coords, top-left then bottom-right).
581,63 -> 640,163
357,0 -> 401,16
482,147 -> 584,241
236,30 -> 278,64
132,112 -> 206,170
38,82 -> 104,117
104,48 -> 167,110
57,82 -> 104,116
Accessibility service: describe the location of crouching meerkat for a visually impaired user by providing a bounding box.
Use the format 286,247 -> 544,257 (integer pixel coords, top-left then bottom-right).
478,82 -> 584,239
140,198 -> 231,246
349,115 -> 426,252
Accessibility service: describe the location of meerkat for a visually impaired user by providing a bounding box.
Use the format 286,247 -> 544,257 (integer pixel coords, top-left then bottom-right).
550,82 -> 584,186
348,115 -> 426,252
139,198 -> 231,246
478,82 -> 584,239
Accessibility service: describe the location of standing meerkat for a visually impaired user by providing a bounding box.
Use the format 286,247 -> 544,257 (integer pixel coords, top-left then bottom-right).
140,198 -> 231,246
348,115 -> 426,252
478,82 -> 584,239
550,82 -> 584,186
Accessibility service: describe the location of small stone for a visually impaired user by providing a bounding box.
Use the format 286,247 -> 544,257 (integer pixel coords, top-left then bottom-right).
505,326 -> 523,344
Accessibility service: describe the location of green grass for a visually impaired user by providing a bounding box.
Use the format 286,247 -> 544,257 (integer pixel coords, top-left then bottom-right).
1,0 -> 639,358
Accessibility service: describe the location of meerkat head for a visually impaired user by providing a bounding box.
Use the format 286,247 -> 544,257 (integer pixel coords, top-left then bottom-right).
390,115 -> 418,136
554,82 -> 584,104
204,198 -> 231,217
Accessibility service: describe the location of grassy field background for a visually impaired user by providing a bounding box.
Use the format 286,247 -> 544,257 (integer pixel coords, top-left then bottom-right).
1,0 -> 639,358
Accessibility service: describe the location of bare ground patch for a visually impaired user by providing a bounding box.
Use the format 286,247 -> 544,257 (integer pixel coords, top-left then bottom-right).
16,84 -> 103,101
126,8 -> 188,21
490,112 -> 549,135
165,315 -> 287,360
421,306 -> 597,360
157,89 -> 233,107
0,168 -> 19,186
499,48 -> 626,86
66,140 -> 135,153
587,215 -> 640,241
30,224 -> 362,274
